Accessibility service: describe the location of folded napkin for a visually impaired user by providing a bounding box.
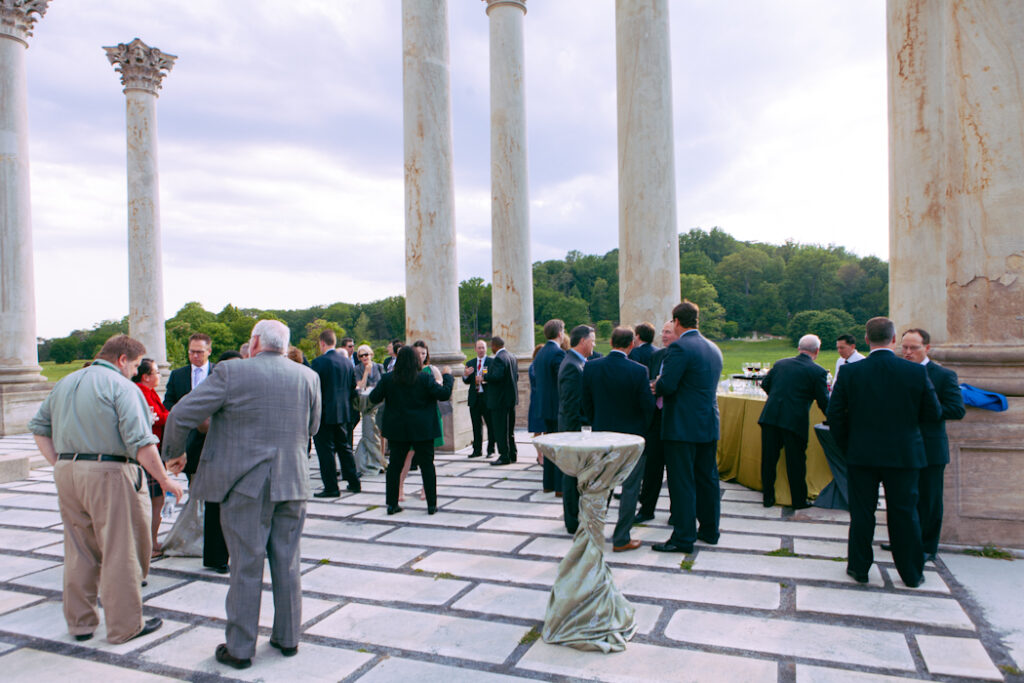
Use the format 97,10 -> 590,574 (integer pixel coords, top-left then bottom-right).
959,383 -> 1008,412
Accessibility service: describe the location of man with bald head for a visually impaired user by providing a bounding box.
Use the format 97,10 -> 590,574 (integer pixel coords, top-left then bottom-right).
164,319 -> 321,668
757,334 -> 829,509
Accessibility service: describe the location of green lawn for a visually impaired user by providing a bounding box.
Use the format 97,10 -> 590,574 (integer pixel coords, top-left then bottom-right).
40,360 -> 88,383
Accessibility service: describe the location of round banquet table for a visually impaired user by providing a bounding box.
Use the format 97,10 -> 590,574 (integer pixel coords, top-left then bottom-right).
531,431 -> 646,653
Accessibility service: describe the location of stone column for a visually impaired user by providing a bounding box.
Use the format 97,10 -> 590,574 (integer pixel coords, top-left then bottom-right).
484,0 -> 533,427
615,0 -> 680,327
104,39 -> 176,379
888,0 -> 1024,546
403,0 -> 470,450
0,0 -> 49,435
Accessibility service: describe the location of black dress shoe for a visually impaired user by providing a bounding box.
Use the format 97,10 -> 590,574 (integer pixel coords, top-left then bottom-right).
763,493 -> 775,508
314,490 -> 340,498
269,639 -> 298,657
490,458 -> 512,466
468,452 -> 483,459
387,505 -> 402,515
697,532 -> 719,545
924,552 -> 937,563
215,643 -> 252,670
130,617 -> 163,641
880,542 -> 893,551
74,632 -> 93,642
905,574 -> 926,588
846,568 -> 869,584
211,564 -> 229,574
652,541 -> 693,553
613,492 -> 622,500
346,483 -> 361,493
427,504 -> 437,515
791,500 -> 813,510
634,512 -> 655,524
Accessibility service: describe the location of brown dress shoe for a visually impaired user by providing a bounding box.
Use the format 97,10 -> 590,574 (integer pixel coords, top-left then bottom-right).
613,539 -> 643,552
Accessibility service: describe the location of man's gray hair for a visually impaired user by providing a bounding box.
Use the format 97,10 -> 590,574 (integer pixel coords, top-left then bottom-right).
251,319 -> 289,352
797,334 -> 821,353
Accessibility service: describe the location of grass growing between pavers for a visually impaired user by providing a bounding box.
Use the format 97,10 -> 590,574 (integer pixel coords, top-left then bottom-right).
963,545 -> 1015,560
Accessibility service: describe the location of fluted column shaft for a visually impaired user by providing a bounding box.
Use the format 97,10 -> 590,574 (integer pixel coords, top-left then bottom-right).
105,39 -> 176,377
616,0 -> 680,326
485,0 -> 532,359
403,0 -> 461,363
0,1 -> 47,387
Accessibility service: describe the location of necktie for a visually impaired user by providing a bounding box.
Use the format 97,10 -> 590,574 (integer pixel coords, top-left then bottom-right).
193,366 -> 202,389
477,359 -> 484,392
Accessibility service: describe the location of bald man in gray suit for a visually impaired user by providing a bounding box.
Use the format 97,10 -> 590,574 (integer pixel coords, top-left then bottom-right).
164,320 -> 321,669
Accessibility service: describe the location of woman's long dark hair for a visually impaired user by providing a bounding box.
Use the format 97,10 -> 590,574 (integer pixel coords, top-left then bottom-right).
393,345 -> 422,385
412,339 -> 430,365
131,358 -> 155,384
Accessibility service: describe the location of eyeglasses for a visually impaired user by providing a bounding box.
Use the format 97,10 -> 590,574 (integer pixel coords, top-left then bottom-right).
358,353 -> 370,358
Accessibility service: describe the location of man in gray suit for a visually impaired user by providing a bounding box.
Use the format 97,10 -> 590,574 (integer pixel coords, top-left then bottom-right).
164,320 -> 321,670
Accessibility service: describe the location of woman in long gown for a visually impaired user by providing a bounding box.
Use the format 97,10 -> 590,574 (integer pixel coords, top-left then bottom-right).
353,344 -> 386,475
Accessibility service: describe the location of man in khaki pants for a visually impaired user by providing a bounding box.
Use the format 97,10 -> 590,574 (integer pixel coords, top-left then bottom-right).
29,335 -> 184,643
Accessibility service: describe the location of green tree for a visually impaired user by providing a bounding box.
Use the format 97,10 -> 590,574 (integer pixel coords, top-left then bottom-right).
298,319 -> 346,361
49,336 -> 80,364
679,274 -> 728,339
595,320 -> 613,340
534,287 -> 590,328
589,277 -> 618,323
351,311 -> 372,345
197,322 -> 235,357
459,277 -> 492,341
782,248 -> 842,313
787,310 -> 847,348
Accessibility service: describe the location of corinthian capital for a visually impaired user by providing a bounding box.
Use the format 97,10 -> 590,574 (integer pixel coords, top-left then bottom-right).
483,0 -> 526,15
104,38 -> 177,95
0,0 -> 49,45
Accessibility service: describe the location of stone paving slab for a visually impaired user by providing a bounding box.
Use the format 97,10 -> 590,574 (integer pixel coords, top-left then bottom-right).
518,640 -> 778,682
357,657 -> 534,682
145,580 -> 337,628
444,498 -> 564,518
796,585 -> 974,629
0,648 -> 183,682
614,567 -> 781,610
0,553 -> 60,581
352,506 -> 487,527
307,603 -> 525,664
796,665 -> 931,682
140,624 -> 373,681
12,565 -> 186,599
0,508 -> 62,527
414,550 -> 559,587
0,588 -> 44,616
302,517 -> 393,540
664,608 -> 916,670
916,634 -> 1004,680
0,527 -> 61,551
378,525 -> 526,553
302,564 -> 470,605
300,536 -> 426,568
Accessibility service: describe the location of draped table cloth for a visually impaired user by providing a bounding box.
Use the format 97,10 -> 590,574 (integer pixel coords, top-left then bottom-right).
532,431 -> 646,653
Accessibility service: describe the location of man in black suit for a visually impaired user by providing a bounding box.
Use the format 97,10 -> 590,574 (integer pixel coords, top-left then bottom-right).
627,322 -> 656,367
486,336 -> 519,466
533,319 -> 566,491
636,321 -> 678,523
583,326 -> 655,551
900,328 -> 965,563
827,317 -> 941,587
310,329 -> 360,497
164,332 -> 228,572
383,340 -> 401,372
462,339 -> 494,459
653,301 -> 723,553
557,324 -> 594,533
758,334 -> 829,509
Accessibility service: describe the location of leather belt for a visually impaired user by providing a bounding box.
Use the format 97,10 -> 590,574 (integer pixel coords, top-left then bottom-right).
58,453 -> 136,464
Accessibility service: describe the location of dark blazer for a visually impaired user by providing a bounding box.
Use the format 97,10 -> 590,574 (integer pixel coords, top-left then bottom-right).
310,349 -> 356,426
921,360 -> 965,465
485,348 -> 519,411
648,346 -> 669,380
826,349 -> 942,468
527,363 -> 545,433
582,350 -> 655,436
463,356 -> 491,408
533,341 -> 565,422
369,371 -> 453,442
557,351 -> 586,431
628,342 -> 655,368
163,362 -> 214,472
758,353 -> 829,437
588,350 -> 603,361
655,330 -> 723,443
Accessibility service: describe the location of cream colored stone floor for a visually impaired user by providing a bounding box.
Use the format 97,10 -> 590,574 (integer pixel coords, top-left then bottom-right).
0,432 -> 1020,682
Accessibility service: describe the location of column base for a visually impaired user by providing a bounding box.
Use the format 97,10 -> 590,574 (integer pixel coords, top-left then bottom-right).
930,344 -> 1024,396
515,359 -> 531,431
942,397 -> 1024,548
431,352 -> 473,453
0,381 -> 49,436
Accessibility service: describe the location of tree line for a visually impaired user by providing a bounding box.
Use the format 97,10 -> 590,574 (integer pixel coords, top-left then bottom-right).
41,227 -> 887,367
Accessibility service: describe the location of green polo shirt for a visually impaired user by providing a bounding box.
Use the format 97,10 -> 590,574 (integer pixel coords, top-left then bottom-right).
28,359 -> 159,458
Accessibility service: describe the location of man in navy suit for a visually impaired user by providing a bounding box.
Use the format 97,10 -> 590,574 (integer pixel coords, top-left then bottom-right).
533,319 -> 566,491
558,324 -> 593,533
653,301 -> 723,552
758,334 -> 830,509
900,328 -> 965,563
636,321 -> 678,523
627,322 -> 656,367
583,326 -> 655,552
827,317 -> 941,587
310,329 -> 360,496
462,339 -> 494,459
486,336 -> 519,465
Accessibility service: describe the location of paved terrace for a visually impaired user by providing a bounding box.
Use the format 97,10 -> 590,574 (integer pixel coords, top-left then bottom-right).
0,431 -> 1021,682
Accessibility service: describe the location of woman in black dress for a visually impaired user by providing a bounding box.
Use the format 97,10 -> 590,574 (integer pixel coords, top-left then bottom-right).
369,345 -> 453,515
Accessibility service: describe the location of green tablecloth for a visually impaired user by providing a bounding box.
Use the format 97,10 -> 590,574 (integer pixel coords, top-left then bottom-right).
716,394 -> 832,506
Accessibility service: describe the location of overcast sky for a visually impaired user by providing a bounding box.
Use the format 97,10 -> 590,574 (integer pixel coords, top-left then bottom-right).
24,0 -> 888,338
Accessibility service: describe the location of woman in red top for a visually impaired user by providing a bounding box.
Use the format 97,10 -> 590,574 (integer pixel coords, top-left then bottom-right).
132,358 -> 169,556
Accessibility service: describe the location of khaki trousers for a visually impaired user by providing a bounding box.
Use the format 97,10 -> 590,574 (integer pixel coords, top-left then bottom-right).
54,460 -> 152,643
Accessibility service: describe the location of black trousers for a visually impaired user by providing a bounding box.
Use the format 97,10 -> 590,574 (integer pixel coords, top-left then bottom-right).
490,406 -> 516,461
541,418 -> 563,491
386,440 -> 436,507
469,398 -> 494,455
917,463 -> 945,555
663,440 -> 720,547
848,464 -> 924,585
638,411 -> 664,516
204,501 -> 229,568
760,423 -> 808,505
313,423 -> 358,492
